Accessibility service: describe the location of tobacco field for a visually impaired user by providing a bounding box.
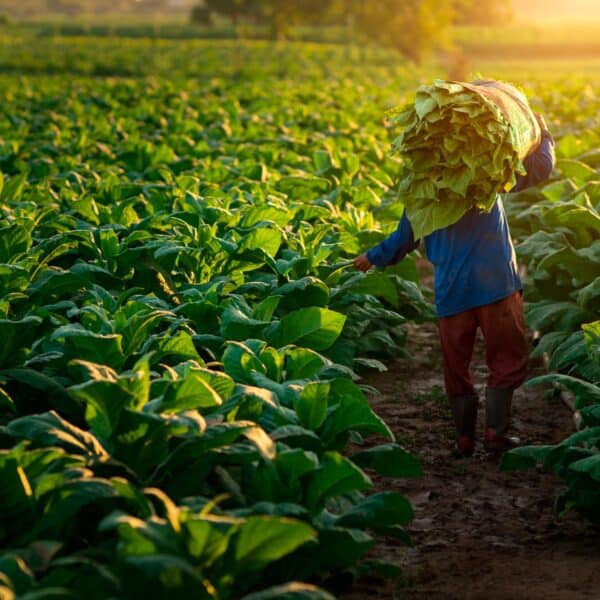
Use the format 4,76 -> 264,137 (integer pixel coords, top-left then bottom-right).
0,31 -> 598,598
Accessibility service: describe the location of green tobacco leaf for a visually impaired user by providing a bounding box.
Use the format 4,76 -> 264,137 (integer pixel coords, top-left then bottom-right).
0,316 -> 43,369
111,411 -> 174,479
159,371 -> 223,414
235,383 -> 279,409
313,149 -> 333,174
123,554 -> 213,597
277,176 -> 330,199
525,301 -> 592,333
0,387 -> 15,414
190,367 -> 236,402
120,356 -> 152,410
222,341 -> 266,384
537,247 -> 599,285
310,526 -> 373,571
540,428 -> 600,472
525,374 -> 600,408
351,444 -> 422,477
531,331 -> 571,359
69,380 -> 136,439
275,277 -> 330,312
500,445 -> 554,471
2,368 -> 81,419
184,517 -> 232,564
275,448 -> 319,486
270,425 -> 324,454
556,159 -> 597,183
70,357 -> 151,413
0,455 -> 34,520
347,271 -> 399,307
580,405 -> 600,428
569,455 -> 600,482
541,206 -> 600,248
583,321 -> 600,367
265,307 -> 346,351
152,331 -> 201,364
35,478 -> 120,537
548,331 -> 587,372
0,173 -> 27,202
51,326 -> 125,370
258,346 -> 283,382
320,383 -> 393,445
0,221 -> 33,263
220,305 -> 270,341
241,424 -> 276,460
335,491 -> 414,528
31,555 -> 120,599
240,205 -> 291,229
197,420 -> 275,460
293,382 -> 329,431
284,347 -> 326,380
241,582 -> 335,600
238,227 -> 282,259
0,554 -> 34,596
252,295 -> 281,322
555,133 -> 586,159
305,452 -> 371,510
7,411 -> 108,458
233,516 -> 316,573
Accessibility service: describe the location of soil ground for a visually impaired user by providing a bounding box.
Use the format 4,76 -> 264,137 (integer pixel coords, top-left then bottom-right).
343,323 -> 600,600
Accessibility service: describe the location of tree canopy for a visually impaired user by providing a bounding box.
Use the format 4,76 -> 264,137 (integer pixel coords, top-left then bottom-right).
191,0 -> 513,62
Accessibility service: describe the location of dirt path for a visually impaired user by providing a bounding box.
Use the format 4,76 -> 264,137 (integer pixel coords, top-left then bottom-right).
344,323 -> 600,600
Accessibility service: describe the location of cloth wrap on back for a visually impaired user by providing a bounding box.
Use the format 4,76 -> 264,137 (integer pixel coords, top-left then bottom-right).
388,79 -> 541,239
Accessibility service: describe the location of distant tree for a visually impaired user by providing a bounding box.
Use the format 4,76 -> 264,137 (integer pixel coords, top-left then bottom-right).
197,0 -> 263,25
190,4 -> 213,24
192,0 -> 335,38
46,0 -> 87,15
453,0 -> 513,25
190,0 -> 458,52
262,0 -> 335,39
347,0 -> 454,64
133,0 -> 168,12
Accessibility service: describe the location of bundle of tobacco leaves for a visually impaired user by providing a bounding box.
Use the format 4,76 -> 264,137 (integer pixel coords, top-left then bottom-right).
388,79 -> 541,239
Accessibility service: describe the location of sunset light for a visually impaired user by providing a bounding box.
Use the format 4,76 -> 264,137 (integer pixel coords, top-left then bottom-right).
514,0 -> 600,20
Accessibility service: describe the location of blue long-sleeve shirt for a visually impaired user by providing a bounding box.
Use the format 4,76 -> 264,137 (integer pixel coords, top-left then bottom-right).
366,131 -> 555,318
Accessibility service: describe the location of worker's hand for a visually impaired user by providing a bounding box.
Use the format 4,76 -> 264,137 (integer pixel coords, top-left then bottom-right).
534,112 -> 548,132
354,253 -> 373,272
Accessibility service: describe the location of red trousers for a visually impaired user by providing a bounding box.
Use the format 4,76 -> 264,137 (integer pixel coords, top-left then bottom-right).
438,292 -> 528,398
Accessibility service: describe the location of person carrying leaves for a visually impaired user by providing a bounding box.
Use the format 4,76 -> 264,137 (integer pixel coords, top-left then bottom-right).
354,108 -> 555,457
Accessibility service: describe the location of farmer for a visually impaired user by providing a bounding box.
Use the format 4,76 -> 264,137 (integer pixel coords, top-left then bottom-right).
354,113 -> 555,457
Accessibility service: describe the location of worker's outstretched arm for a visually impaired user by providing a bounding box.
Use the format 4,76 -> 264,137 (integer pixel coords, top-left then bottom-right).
354,211 -> 419,271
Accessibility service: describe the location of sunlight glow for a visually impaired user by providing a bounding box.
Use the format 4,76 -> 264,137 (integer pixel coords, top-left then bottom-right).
514,0 -> 600,21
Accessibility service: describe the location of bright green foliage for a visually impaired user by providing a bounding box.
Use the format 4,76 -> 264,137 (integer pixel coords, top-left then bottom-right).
388,79 -> 540,238
0,34 -> 430,598
501,80 -> 600,523
350,0 -> 455,64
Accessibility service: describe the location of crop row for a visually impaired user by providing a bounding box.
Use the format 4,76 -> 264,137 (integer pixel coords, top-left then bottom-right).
0,39 -> 435,599
503,94 -> 600,523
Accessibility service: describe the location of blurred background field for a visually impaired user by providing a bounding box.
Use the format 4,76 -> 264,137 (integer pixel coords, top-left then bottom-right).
0,1 -> 599,86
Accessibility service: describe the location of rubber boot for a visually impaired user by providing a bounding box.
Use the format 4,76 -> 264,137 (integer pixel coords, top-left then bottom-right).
449,394 -> 478,457
484,387 -> 519,452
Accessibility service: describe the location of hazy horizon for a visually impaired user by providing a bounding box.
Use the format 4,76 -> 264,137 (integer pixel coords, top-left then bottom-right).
1,0 -> 600,22
513,0 -> 600,20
